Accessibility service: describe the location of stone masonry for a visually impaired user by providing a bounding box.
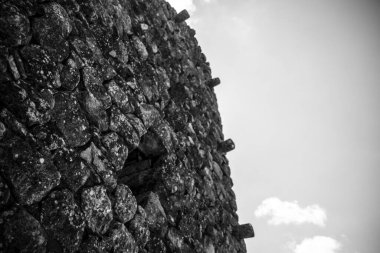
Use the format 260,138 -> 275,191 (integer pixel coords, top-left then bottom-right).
0,0 -> 254,252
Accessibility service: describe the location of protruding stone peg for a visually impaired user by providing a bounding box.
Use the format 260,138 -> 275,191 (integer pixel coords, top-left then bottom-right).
174,10 -> 190,23
206,77 -> 221,88
232,223 -> 255,239
217,139 -> 235,153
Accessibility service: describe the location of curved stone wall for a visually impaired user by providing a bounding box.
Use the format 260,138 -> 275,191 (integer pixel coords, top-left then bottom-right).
0,0 -> 253,252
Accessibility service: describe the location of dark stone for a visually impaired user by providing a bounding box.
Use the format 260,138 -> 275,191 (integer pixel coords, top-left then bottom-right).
52,92 -> 91,147
2,209 -> 47,252
80,235 -> 107,253
0,108 -> 28,137
55,0 -> 80,14
126,113 -> 147,138
140,192 -> 167,233
110,40 -> 129,64
84,90 -> 109,132
7,140 -> 61,205
80,143 -> 117,190
212,161 -> 224,180
0,4 -> 30,46
96,58 -> 117,81
136,103 -> 160,129
232,224 -> 255,239
52,91 -> 77,117
110,107 -> 140,149
32,2 -> 72,48
146,236 -> 167,253
151,120 -> 177,152
56,106 -> 91,147
166,228 -> 185,252
81,185 -> 113,235
138,130 -> 166,156
0,80 -> 51,126
9,0 -> 38,17
106,222 -> 137,253
174,10 -> 190,23
31,88 -> 55,113
7,54 -> 20,79
41,189 -> 85,252
114,184 -> 137,223
178,214 -> 197,238
114,9 -> 132,37
101,132 -> 129,172
0,79 -> 26,105
128,206 -> 150,248
13,49 -> 26,78
47,40 -> 71,63
0,175 -> 11,209
23,98 -> 51,126
31,123 -> 66,151
70,38 -> 96,66
105,80 -> 131,113
82,66 -> 112,109
60,58 -> 80,90
54,148 -> 91,192
206,77 -> 220,88
132,36 -> 148,61
20,45 -> 60,88
217,139 -> 235,153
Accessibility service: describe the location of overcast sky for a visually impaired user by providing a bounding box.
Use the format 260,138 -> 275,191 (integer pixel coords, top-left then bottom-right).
167,0 -> 380,252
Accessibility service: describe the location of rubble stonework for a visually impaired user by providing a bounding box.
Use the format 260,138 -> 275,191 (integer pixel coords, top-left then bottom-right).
0,0 -> 254,252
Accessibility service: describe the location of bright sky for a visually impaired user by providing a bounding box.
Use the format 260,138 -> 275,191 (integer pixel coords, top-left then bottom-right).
167,0 -> 380,252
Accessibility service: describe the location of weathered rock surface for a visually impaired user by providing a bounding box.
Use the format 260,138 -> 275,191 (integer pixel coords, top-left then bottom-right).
81,186 -> 113,235
5,139 -> 61,205
2,209 -> 47,252
41,189 -> 85,252
0,0 -> 253,252
114,184 -> 137,223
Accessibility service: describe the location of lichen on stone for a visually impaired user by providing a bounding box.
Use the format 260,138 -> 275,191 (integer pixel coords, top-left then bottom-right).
81,185 -> 113,235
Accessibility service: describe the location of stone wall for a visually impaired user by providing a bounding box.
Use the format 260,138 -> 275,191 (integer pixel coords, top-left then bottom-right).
0,0 -> 254,252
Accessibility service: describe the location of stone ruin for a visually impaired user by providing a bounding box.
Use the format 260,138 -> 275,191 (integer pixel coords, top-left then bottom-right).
0,0 -> 254,252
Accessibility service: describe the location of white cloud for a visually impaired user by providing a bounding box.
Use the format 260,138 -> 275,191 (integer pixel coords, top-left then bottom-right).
166,0 -> 216,15
254,197 -> 327,226
166,0 -> 197,14
290,236 -> 342,253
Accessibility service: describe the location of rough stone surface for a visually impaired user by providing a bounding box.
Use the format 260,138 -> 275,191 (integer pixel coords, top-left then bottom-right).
0,0 -> 251,252
128,206 -> 150,249
2,209 -> 47,253
110,107 -> 140,149
141,192 -> 167,232
232,223 -> 255,239
102,132 -> 129,171
114,184 -> 137,223
4,139 -> 61,205
106,222 -> 137,253
60,58 -> 80,90
32,2 -> 72,48
137,103 -> 161,129
54,148 -> 91,192
56,105 -> 91,147
20,44 -> 60,88
0,4 -> 30,46
80,143 -> 117,190
0,175 -> 10,209
81,186 -> 113,235
41,189 -> 85,252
